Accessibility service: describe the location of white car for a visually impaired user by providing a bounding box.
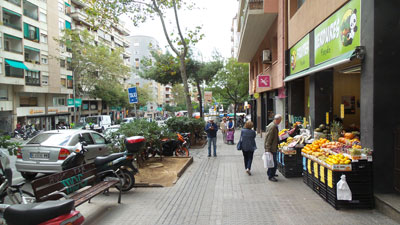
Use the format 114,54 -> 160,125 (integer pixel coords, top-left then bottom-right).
122,117 -> 136,124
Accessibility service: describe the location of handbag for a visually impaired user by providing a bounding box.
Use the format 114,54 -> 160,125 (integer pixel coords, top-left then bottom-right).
236,132 -> 243,150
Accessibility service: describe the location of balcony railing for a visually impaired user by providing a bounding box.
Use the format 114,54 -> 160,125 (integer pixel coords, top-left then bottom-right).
25,77 -> 41,86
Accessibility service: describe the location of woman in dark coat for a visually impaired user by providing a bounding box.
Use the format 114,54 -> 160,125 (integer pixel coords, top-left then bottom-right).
239,121 -> 257,175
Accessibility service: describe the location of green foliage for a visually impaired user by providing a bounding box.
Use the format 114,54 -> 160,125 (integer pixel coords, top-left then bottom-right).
136,84 -> 154,108
165,117 -> 205,138
140,51 -> 182,85
0,135 -> 21,156
172,84 -> 186,106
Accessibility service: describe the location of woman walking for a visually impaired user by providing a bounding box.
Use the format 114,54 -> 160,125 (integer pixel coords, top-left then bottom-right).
239,121 -> 257,175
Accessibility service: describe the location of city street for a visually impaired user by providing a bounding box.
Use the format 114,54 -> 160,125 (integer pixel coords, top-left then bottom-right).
75,131 -> 397,225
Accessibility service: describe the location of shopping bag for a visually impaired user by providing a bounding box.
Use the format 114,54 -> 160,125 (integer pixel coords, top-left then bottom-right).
236,136 -> 242,151
262,152 -> 274,168
337,175 -> 352,200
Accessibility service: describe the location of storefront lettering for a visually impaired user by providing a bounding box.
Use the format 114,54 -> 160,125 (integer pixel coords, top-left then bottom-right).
29,109 -> 44,115
315,18 -> 340,50
61,174 -> 88,194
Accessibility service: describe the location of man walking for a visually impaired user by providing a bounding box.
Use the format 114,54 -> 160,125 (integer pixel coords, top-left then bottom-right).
264,114 -> 282,182
205,119 -> 218,157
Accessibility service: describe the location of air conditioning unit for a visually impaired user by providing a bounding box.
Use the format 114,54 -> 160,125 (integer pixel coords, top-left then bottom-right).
262,50 -> 272,64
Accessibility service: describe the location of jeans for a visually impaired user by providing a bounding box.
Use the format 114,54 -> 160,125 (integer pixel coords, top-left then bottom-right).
242,150 -> 254,170
267,152 -> 278,178
208,137 -> 217,156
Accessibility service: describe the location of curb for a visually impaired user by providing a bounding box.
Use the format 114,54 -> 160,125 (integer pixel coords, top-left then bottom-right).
375,195 -> 400,223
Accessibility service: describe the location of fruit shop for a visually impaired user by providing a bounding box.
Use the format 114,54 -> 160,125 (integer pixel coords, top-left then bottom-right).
281,0 -> 375,208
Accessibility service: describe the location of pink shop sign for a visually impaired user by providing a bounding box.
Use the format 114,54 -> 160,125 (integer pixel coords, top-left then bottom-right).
257,75 -> 271,88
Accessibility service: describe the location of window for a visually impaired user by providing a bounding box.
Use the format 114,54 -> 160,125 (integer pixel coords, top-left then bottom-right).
40,33 -> 47,43
40,12 -> 46,23
0,62 -> 2,74
61,78 -> 66,87
23,23 -> 39,42
67,76 -> 73,88
41,55 -> 48,64
0,35 -> 2,49
41,74 -> 48,86
0,86 -> 7,100
23,0 -> 39,21
20,96 -> 38,106
58,2 -> 64,13
81,133 -> 94,145
60,59 -> 66,68
25,70 -> 40,86
66,58 -> 72,70
53,97 -> 66,106
6,0 -> 21,6
133,42 -> 139,47
4,34 -> 23,54
5,59 -> 24,78
91,133 -> 106,144
64,2 -> 71,15
3,8 -> 22,30
297,0 -> 305,9
58,20 -> 64,32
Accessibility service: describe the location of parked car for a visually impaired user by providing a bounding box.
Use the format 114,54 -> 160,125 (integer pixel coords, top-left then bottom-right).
121,117 -> 136,124
15,130 -> 111,180
84,115 -> 112,132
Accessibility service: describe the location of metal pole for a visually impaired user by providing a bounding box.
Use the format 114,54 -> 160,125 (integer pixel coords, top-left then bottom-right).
134,104 -> 137,118
72,72 -> 76,123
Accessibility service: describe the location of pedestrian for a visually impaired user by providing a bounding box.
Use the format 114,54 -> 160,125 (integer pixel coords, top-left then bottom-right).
226,117 -> 235,144
264,114 -> 282,182
220,117 -> 227,144
239,121 -> 257,175
205,119 -> 218,157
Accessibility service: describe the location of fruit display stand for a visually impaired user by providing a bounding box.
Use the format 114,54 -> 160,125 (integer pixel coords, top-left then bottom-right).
301,140 -> 374,209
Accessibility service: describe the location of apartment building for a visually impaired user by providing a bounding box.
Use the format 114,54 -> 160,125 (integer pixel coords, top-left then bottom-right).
236,0 -> 286,132
0,0 -> 73,132
69,0 -> 131,121
127,35 -> 171,116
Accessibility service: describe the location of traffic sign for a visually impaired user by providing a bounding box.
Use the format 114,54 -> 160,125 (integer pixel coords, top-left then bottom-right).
128,87 -> 138,104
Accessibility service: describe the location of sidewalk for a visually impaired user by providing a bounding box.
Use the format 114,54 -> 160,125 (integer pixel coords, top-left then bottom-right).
79,131 -> 398,225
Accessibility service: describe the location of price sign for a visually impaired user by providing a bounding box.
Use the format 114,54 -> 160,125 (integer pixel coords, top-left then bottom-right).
340,104 -> 345,119
326,112 -> 329,125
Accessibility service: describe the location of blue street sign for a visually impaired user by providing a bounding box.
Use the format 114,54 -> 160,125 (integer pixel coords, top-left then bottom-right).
128,87 -> 138,104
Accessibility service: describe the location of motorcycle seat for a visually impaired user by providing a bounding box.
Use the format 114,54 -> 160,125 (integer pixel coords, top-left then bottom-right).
10,181 -> 25,189
4,199 -> 74,225
94,153 -> 124,166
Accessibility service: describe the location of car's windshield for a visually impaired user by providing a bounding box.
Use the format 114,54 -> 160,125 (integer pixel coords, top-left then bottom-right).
28,133 -> 71,146
86,117 -> 99,124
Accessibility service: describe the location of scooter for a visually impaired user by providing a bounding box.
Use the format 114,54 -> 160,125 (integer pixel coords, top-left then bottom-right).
161,133 -> 189,157
62,135 -> 146,192
0,199 -> 84,225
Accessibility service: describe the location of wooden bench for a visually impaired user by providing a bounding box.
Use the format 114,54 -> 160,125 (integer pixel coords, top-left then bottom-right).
31,163 -> 122,208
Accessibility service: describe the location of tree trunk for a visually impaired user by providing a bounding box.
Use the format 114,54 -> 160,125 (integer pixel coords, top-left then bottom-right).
179,56 -> 193,117
196,82 -> 203,118
234,102 -> 237,128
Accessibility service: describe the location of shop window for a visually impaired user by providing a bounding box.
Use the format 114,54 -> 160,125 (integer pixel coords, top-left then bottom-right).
25,70 -> 40,86
53,97 -> 66,106
23,23 -> 40,42
20,96 -> 38,106
0,86 -> 8,100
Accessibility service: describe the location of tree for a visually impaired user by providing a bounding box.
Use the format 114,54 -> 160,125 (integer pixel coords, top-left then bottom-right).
171,83 -> 186,106
136,84 -> 154,108
187,55 -> 223,118
58,29 -> 130,120
211,58 -> 249,124
140,51 -> 182,85
83,0 -> 205,117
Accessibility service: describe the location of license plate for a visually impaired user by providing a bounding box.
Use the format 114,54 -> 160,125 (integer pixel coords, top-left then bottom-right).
30,152 -> 50,159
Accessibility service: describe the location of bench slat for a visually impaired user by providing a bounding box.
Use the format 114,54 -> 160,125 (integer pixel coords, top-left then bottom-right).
72,180 -> 120,207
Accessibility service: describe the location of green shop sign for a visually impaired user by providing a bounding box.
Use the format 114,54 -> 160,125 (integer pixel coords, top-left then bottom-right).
314,0 -> 361,65
67,98 -> 82,107
290,34 -> 310,74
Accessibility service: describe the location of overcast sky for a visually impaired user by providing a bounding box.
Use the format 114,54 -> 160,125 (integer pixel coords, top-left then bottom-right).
120,0 -> 239,61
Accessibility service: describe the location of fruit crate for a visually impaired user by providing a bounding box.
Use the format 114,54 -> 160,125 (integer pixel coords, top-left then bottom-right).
326,192 -> 374,209
303,170 -> 308,185
281,164 -> 303,178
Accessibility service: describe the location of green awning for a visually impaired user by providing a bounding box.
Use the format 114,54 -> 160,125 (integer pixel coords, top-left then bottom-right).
24,45 -> 40,52
5,59 -> 28,70
284,50 -> 356,82
65,2 -> 71,7
3,8 -> 21,17
4,33 -> 22,40
65,21 -> 71,30
67,76 -> 73,80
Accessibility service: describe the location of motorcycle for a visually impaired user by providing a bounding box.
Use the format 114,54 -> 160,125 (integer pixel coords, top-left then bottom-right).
161,133 -> 189,157
179,132 -> 191,149
0,199 -> 84,225
11,129 -> 23,139
62,135 -> 146,192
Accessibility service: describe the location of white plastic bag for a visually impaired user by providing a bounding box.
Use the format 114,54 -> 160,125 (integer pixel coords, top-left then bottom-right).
262,152 -> 274,168
337,175 -> 352,200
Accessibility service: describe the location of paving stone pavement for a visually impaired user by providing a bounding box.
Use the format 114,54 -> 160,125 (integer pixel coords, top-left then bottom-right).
79,131 -> 398,225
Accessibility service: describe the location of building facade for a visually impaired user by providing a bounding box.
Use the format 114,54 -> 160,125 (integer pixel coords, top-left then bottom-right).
0,0 -> 73,132
237,0 -> 286,132
127,35 -> 171,117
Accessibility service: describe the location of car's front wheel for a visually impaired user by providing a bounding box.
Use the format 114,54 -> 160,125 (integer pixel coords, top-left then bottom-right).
20,172 -> 37,180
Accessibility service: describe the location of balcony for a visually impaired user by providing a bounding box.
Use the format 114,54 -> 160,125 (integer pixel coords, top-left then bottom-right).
23,1 -> 39,21
237,0 -> 278,62
2,8 -> 22,31
24,46 -> 41,65
70,8 -> 91,26
4,34 -> 23,54
25,70 -> 40,86
23,23 -> 40,42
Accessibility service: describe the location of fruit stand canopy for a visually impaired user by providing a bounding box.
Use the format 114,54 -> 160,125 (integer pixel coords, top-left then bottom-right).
284,50 -> 356,82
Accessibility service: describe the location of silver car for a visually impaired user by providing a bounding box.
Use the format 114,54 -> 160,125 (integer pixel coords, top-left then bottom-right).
15,130 -> 111,180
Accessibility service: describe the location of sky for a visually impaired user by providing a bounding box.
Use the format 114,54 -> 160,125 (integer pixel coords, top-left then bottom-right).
120,0 -> 239,61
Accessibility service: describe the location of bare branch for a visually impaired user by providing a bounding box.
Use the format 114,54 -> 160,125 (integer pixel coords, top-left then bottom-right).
172,0 -> 187,56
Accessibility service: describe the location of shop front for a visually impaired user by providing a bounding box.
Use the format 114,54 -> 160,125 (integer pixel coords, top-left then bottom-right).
16,106 -> 70,130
